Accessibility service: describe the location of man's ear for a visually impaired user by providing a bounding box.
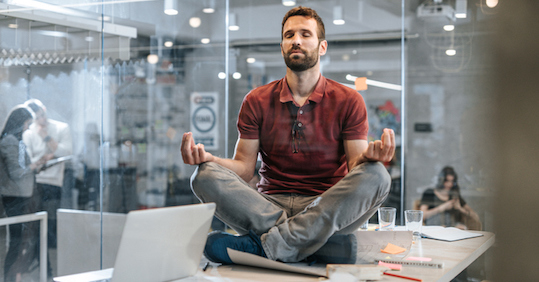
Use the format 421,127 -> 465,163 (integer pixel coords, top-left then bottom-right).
280,42 -> 285,57
319,40 -> 328,56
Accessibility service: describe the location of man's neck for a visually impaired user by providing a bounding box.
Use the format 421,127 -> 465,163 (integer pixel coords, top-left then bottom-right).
285,66 -> 321,106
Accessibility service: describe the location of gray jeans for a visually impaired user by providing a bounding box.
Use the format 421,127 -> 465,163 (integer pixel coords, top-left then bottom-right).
190,161 -> 391,262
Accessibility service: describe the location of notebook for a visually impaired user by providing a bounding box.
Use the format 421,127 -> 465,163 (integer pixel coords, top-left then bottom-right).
53,202 -> 216,282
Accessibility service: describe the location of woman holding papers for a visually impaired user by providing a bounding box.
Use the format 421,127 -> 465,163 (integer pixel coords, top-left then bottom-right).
419,166 -> 481,230
0,105 -> 49,282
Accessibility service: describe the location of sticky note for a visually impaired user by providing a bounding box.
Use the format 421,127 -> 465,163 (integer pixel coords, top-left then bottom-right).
355,77 -> 368,91
406,256 -> 432,262
378,261 -> 402,270
380,243 -> 407,254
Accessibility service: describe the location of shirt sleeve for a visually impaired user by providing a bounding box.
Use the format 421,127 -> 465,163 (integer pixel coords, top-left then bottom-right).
0,136 -> 33,180
237,92 -> 260,140
342,91 -> 369,140
420,189 -> 435,208
54,124 -> 73,157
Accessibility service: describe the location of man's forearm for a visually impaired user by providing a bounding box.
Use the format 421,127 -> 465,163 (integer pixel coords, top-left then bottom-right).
208,156 -> 255,183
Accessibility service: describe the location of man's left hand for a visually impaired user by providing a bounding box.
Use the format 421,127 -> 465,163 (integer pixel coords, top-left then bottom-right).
363,128 -> 395,163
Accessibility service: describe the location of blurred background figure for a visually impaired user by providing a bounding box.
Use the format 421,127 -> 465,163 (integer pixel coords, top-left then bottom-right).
23,99 -> 73,250
419,166 -> 481,230
0,105 -> 47,282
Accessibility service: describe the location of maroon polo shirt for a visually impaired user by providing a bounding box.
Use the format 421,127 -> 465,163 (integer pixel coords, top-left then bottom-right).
237,75 -> 368,195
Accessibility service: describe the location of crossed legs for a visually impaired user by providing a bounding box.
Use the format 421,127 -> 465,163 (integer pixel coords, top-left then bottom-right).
191,161 -> 391,262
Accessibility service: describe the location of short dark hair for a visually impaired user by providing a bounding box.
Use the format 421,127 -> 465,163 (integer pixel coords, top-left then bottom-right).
281,6 -> 325,42
24,98 -> 46,114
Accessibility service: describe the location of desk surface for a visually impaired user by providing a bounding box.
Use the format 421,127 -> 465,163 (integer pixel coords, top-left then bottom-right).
183,231 -> 495,282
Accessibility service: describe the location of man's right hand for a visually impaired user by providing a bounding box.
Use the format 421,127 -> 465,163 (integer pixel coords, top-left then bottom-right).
181,132 -> 214,165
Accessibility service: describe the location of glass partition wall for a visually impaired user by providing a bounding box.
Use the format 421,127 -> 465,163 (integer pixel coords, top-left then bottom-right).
0,0 -> 495,280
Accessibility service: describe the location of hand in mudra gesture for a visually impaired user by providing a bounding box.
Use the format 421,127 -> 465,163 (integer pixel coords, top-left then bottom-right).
363,128 -> 395,163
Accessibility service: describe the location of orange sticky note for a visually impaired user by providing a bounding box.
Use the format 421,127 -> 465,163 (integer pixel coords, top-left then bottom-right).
355,77 -> 368,91
380,243 -> 407,254
378,261 -> 402,270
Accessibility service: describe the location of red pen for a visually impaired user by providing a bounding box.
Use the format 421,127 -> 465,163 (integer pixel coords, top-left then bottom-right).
383,271 -> 423,282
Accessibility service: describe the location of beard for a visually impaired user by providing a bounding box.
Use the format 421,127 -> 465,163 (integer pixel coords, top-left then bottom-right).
283,45 -> 319,72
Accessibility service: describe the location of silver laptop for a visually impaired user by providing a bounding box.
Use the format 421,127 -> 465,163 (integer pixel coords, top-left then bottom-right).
54,202 -> 216,282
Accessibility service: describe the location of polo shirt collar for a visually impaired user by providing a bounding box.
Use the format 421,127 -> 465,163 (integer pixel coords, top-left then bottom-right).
279,75 -> 326,104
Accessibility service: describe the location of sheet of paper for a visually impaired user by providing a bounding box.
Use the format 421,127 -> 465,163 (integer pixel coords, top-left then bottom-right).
421,226 -> 483,242
227,249 -> 327,277
381,243 -> 407,254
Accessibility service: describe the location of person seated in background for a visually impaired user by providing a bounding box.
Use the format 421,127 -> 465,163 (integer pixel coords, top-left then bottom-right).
419,166 -> 481,230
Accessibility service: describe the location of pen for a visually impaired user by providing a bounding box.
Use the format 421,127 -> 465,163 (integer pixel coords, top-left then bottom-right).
203,262 -> 210,271
383,272 -> 422,281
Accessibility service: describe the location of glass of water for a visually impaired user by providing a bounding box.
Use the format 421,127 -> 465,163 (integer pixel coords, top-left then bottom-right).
378,207 -> 397,231
405,210 -> 423,241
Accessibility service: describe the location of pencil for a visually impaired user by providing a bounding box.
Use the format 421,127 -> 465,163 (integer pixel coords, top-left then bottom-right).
383,271 -> 422,281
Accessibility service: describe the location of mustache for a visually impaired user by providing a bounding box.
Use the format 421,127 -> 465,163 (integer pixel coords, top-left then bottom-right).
288,46 -> 305,54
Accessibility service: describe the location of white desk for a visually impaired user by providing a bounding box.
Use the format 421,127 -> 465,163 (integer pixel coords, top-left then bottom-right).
186,231 -> 495,282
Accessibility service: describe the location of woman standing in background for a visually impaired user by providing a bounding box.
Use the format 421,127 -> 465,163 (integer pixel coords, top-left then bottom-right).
0,105 -> 47,282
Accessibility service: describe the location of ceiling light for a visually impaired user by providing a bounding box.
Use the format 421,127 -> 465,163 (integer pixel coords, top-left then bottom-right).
232,72 -> 242,79
8,24 -> 18,29
486,0 -> 498,8
201,38 -> 210,44
333,6 -> 345,25
98,16 -> 111,21
246,58 -> 256,63
443,25 -> 455,31
189,17 -> 201,28
446,49 -> 456,56
85,36 -> 94,42
218,72 -> 226,79
147,54 -> 159,64
164,0 -> 178,15
229,13 -> 239,31
455,0 -> 467,18
282,0 -> 296,6
39,30 -> 68,38
203,0 -> 215,13
164,41 -> 173,47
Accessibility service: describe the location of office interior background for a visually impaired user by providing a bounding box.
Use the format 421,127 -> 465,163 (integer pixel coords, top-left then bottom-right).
0,0 -> 514,280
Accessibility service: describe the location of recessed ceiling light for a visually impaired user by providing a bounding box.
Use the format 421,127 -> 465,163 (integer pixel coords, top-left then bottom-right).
147,54 -> 159,64
8,24 -> 18,29
246,58 -> 256,63
201,38 -> 210,44
282,0 -> 296,7
189,17 -> 201,28
486,0 -> 498,8
446,49 -> 456,56
164,41 -> 173,47
218,72 -> 226,79
443,25 -> 455,31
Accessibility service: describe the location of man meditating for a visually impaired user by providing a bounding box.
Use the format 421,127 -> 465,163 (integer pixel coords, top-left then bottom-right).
181,6 -> 395,265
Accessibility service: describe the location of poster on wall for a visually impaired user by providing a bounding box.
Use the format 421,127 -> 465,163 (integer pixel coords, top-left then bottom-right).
190,92 -> 219,150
